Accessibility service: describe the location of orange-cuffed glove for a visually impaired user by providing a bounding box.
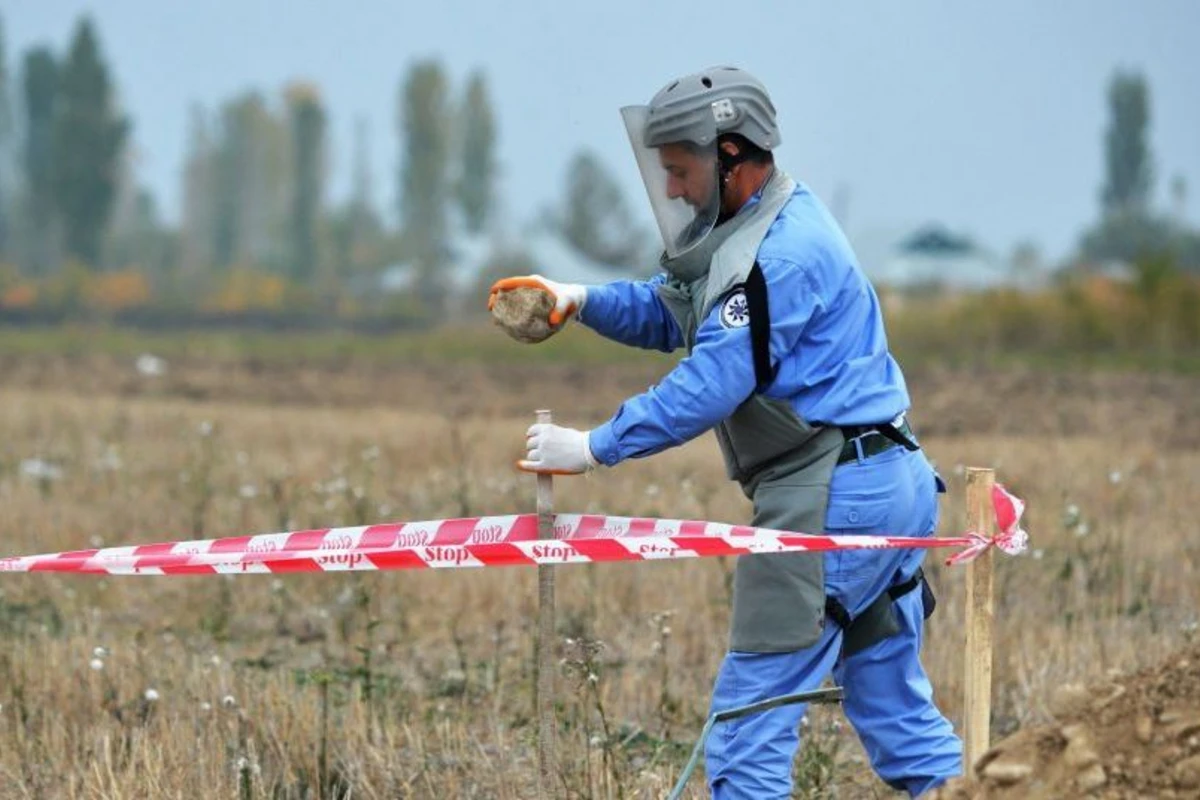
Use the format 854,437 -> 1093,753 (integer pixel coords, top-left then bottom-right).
487,275 -> 587,327
517,423 -> 597,475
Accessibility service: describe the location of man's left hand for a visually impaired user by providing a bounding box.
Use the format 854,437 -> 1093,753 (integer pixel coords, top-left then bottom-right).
518,424 -> 597,475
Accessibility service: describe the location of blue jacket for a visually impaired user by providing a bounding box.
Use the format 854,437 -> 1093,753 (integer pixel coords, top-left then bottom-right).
580,183 -> 909,468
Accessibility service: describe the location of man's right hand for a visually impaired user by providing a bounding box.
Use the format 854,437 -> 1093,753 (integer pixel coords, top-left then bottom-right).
487,275 -> 587,327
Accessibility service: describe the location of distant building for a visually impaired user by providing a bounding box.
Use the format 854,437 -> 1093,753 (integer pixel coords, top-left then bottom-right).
868,224 -> 1010,292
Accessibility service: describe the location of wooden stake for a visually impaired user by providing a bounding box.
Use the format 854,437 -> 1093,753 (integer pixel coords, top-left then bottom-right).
963,467 -> 996,773
534,409 -> 558,798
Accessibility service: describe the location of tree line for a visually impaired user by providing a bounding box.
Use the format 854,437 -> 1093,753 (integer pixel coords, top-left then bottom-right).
0,13 -> 646,321
1077,70 -> 1200,271
0,12 -> 1194,326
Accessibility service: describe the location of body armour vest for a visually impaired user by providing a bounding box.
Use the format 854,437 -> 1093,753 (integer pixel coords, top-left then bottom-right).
654,170 -> 844,652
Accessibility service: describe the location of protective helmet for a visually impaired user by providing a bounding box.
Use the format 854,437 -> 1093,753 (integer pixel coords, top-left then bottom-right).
642,66 -> 780,151
621,66 -> 779,257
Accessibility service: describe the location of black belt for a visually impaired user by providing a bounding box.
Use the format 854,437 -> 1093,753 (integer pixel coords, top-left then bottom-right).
837,418 -> 919,465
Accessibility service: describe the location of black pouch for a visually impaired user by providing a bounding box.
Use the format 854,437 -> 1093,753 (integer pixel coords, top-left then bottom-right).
921,576 -> 937,619
840,592 -> 902,658
837,569 -> 936,658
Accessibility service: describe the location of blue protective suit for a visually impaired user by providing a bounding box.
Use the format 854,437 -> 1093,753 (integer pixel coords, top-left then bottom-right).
577,182 -> 962,796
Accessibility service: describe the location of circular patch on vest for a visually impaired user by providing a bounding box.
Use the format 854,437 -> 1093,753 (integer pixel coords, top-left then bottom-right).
719,289 -> 751,329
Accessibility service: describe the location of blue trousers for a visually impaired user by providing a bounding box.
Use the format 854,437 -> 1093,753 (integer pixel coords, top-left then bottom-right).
705,446 -> 962,798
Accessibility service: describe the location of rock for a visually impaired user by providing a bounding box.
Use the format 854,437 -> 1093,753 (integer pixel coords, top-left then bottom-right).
1168,717 -> 1200,742
490,287 -> 558,344
981,760 -> 1033,785
1076,763 -> 1107,791
1136,714 -> 1155,744
1065,739 -> 1100,769
1059,724 -> 1101,771
1175,754 -> 1200,789
926,777 -> 972,800
1062,723 -> 1090,744
1092,683 -> 1127,709
1050,683 -> 1091,718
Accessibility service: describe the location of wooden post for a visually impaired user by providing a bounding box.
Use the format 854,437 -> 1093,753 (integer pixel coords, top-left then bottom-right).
534,409 -> 558,798
963,467 -> 996,773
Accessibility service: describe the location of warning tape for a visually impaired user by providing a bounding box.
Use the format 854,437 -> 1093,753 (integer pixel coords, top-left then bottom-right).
0,485 -> 1027,576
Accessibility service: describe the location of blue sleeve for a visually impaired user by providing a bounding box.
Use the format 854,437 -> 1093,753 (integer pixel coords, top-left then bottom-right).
587,258 -> 827,467
576,273 -> 683,353
588,299 -> 757,466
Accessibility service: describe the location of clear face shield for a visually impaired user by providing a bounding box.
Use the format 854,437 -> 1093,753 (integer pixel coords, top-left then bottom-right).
620,105 -> 722,258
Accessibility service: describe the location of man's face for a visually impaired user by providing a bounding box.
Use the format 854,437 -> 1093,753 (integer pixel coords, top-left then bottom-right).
658,143 -> 718,209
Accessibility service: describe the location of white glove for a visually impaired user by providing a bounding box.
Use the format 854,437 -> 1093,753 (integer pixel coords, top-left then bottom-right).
518,423 -> 597,475
488,274 -> 588,327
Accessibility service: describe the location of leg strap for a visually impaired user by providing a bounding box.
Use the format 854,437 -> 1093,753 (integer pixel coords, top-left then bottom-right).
826,568 -> 932,658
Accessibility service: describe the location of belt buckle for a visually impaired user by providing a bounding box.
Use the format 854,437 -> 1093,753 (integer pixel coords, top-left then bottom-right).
848,429 -> 881,463
850,428 -> 882,445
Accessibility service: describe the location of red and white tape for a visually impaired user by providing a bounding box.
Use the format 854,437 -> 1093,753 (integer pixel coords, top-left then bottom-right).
0,485 -> 1027,576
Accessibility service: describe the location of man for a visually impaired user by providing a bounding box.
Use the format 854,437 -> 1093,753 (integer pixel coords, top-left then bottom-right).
489,66 -> 962,798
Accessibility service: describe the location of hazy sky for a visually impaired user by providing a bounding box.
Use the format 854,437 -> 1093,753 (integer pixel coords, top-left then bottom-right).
7,1 -> 1199,263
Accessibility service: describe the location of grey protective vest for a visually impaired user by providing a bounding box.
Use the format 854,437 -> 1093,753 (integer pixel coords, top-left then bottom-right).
656,170 -> 843,653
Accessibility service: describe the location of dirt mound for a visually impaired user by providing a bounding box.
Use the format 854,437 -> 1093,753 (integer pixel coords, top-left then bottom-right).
936,643 -> 1200,799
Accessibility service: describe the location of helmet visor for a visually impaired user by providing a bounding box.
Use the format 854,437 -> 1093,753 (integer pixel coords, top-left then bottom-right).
620,105 -> 721,258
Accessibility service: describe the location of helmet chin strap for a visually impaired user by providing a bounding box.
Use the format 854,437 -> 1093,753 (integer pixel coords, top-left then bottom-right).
716,140 -> 758,209
715,148 -> 741,221
718,141 -> 751,177
716,166 -> 735,224
716,147 -> 773,222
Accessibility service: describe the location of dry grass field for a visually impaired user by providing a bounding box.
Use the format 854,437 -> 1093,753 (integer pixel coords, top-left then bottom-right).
1,335 -> 1197,798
